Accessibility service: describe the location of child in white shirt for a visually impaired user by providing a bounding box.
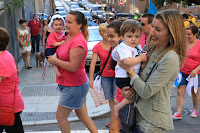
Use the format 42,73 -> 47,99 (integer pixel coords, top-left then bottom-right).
112,20 -> 147,118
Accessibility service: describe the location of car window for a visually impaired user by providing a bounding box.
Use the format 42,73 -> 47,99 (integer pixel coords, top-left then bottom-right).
88,28 -> 102,42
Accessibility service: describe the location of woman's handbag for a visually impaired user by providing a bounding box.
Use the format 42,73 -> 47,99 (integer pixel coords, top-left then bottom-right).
120,63 -> 157,132
0,107 -> 15,126
0,82 -> 16,126
93,48 -> 112,92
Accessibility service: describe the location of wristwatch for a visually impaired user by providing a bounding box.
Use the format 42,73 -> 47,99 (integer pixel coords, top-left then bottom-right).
127,69 -> 134,76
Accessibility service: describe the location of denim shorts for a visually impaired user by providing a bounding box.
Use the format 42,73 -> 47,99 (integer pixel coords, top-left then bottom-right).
101,76 -> 116,100
180,72 -> 200,87
58,80 -> 89,109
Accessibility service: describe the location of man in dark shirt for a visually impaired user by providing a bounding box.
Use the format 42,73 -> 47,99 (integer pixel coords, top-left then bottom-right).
28,14 -> 41,54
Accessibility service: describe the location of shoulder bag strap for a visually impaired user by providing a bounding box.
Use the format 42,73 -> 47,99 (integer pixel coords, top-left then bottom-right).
136,62 -> 157,103
99,47 -> 112,76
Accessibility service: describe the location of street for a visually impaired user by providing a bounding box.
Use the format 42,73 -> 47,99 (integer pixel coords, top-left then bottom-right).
17,53 -> 200,133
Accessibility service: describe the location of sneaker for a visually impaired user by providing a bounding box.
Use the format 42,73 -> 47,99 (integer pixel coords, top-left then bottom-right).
106,122 -> 110,128
173,112 -> 182,120
190,110 -> 197,118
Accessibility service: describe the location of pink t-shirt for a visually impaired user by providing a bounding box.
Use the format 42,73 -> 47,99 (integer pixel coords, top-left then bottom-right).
92,42 -> 115,77
0,51 -> 24,113
56,32 -> 88,86
46,31 -> 66,49
180,40 -> 200,74
139,33 -> 149,49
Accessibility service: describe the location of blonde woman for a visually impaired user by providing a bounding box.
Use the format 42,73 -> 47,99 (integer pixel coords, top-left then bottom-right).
120,9 -> 186,132
89,23 -> 118,131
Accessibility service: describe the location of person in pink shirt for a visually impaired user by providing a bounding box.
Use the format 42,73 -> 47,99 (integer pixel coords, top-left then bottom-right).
45,14 -> 66,77
0,27 -> 24,133
47,11 -> 98,133
173,25 -> 200,119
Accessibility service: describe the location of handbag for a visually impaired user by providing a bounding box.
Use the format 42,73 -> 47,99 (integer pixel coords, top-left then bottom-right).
0,84 -> 16,126
0,108 -> 15,126
93,48 -> 112,93
93,47 -> 112,80
120,63 -> 157,132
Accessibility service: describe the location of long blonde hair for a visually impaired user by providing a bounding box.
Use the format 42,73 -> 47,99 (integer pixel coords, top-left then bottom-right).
148,9 -> 186,67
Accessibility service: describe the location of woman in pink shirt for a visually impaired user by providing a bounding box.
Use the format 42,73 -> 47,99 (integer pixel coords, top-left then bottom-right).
47,11 -> 98,133
0,27 -> 24,132
173,25 -> 200,119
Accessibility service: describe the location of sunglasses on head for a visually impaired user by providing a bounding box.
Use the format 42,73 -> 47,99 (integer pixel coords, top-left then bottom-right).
140,23 -> 146,26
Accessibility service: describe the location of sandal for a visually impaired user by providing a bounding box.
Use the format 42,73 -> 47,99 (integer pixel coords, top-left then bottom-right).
27,66 -> 33,69
106,122 -> 110,128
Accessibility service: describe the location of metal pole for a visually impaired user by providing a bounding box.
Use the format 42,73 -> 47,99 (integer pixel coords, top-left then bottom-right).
132,0 -> 135,13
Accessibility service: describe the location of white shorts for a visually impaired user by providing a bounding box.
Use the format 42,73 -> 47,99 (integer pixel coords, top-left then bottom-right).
19,45 -> 31,53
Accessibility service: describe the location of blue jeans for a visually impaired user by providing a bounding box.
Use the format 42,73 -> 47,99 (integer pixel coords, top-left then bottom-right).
31,35 -> 40,53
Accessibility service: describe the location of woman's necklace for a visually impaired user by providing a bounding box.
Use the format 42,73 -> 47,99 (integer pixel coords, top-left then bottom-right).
54,31 -> 65,40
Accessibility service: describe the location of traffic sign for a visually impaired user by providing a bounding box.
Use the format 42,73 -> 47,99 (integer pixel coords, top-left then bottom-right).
120,0 -> 123,6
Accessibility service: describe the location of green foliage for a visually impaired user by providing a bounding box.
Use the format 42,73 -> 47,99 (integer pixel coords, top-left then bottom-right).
5,0 -> 23,15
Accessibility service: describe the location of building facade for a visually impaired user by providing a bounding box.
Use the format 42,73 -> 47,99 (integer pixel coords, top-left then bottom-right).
0,0 -> 45,62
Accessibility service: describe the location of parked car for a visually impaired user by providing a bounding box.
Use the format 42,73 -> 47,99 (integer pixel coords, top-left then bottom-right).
115,13 -> 135,19
80,10 -> 92,21
85,3 -> 92,10
85,26 -> 102,67
70,5 -> 80,11
70,2 -> 79,6
90,4 -> 104,15
76,8 -> 84,11
56,11 -> 67,20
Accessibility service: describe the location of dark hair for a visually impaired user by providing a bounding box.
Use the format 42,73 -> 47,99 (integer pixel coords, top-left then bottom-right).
182,14 -> 188,19
142,14 -> 154,24
19,19 -> 27,25
107,21 -> 123,70
33,14 -> 37,18
120,19 -> 142,36
0,27 -> 10,51
69,11 -> 89,41
43,19 -> 49,26
186,25 -> 199,35
107,20 -> 123,37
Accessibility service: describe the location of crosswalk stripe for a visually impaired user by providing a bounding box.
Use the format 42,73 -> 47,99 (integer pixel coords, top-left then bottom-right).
25,130 -> 109,133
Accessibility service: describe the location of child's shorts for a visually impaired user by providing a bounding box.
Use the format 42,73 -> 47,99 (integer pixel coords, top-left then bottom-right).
116,77 -> 131,89
58,80 -> 89,109
45,47 -> 57,59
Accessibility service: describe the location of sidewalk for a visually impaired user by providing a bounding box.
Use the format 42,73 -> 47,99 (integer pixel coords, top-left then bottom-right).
18,53 -> 109,126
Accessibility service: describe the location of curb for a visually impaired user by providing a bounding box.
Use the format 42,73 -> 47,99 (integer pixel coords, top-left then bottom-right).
23,104 -> 110,126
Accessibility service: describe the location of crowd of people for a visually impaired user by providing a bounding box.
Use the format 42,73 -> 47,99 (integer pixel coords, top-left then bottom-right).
0,8 -> 200,133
